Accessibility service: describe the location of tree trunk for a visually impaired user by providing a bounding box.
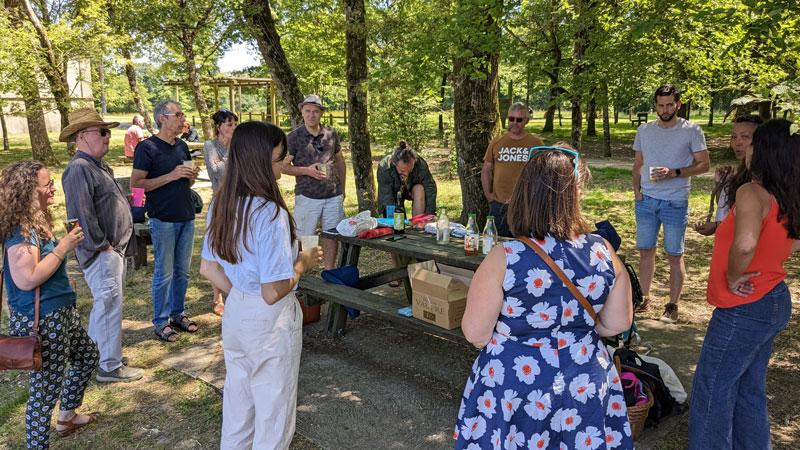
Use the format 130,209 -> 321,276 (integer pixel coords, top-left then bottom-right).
247,0 -> 304,129
106,0 -> 154,132
613,104 -> 618,124
0,103 -> 9,152
18,0 -> 71,129
451,3 -> 501,224
179,32 -> 213,140
97,57 -> 107,115
439,73 -> 446,138
570,0 -> 588,150
19,77 -> 56,164
542,18 -> 562,133
707,92 -> 715,127
586,92 -> 597,137
121,48 -> 154,132
601,83 -> 611,157
344,0 -> 376,213
758,101 -> 771,121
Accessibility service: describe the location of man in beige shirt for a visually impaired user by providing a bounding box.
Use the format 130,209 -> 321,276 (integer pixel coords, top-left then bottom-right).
481,102 -> 544,236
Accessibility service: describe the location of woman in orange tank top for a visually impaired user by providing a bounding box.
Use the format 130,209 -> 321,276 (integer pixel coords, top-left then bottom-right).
688,119 -> 800,450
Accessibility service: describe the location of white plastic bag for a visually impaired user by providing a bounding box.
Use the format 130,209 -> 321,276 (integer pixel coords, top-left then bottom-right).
336,210 -> 378,237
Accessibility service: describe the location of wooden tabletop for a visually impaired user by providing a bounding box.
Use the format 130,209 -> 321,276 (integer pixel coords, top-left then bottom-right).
322,229 -> 486,271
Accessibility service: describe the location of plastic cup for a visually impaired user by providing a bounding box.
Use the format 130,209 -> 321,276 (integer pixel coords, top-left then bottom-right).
299,235 -> 319,251
648,166 -> 659,182
183,160 -> 194,168
64,218 -> 79,232
386,204 -> 396,218
131,187 -> 145,207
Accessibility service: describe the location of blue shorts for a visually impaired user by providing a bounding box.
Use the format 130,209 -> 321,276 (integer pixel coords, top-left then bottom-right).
635,194 -> 689,256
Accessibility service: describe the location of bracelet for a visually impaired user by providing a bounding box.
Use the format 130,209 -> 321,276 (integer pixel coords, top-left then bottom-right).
50,250 -> 64,261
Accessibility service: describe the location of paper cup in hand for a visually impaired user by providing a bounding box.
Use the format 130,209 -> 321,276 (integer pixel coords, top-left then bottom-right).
648,166 -> 659,182
131,187 -> 145,207
183,160 -> 195,168
299,235 -> 319,251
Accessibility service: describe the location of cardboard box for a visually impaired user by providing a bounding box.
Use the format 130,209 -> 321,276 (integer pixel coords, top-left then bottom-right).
407,261 -> 474,329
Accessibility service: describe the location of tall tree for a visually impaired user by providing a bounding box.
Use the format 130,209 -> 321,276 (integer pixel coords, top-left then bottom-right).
106,0 -> 154,132
244,0 -> 304,128
344,0 -> 375,212
16,0 -> 71,128
450,0 -> 502,223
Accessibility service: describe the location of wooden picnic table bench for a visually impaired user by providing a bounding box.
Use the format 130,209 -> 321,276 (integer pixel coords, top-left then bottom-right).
630,112 -> 649,126
298,229 -> 485,344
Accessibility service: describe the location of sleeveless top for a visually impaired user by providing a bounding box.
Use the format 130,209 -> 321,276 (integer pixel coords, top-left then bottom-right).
707,197 -> 794,308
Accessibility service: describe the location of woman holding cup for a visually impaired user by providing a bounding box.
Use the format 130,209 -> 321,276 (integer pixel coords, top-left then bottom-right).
203,109 -> 238,316
0,161 -> 98,448
199,121 -> 322,449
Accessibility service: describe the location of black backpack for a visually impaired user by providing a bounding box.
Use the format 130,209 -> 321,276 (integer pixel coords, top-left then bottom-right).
614,347 -> 679,426
625,262 -> 645,311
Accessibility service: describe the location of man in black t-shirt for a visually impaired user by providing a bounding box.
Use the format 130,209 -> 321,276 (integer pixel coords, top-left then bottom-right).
131,100 -> 201,343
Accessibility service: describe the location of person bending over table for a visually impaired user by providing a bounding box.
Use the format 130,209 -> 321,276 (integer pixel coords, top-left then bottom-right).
376,140 -> 437,218
454,144 -> 634,449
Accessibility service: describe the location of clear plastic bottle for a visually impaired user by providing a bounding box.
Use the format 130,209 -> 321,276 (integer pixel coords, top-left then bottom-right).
436,206 -> 450,244
482,215 -> 497,254
464,213 -> 479,256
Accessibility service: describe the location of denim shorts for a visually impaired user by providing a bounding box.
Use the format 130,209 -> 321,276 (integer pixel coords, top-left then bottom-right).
634,194 -> 689,256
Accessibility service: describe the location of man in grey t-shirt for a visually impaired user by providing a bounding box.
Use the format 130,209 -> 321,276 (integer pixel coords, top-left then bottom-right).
632,84 -> 710,321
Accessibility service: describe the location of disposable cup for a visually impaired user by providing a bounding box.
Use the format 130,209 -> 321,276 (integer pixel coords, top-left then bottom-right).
183,160 -> 195,168
648,166 -> 659,182
386,204 -> 396,218
131,187 -> 145,207
299,235 -> 319,251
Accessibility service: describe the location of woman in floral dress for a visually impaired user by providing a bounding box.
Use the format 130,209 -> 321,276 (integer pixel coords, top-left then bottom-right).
455,146 -> 634,450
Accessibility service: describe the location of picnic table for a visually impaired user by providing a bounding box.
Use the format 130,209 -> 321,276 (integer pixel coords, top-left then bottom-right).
298,229 -> 486,343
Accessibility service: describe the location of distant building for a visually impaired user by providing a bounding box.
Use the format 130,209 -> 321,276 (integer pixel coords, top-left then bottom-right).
1,59 -> 94,134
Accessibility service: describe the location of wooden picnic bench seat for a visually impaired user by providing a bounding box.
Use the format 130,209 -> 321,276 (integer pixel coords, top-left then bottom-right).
630,112 -> 649,126
298,272 -> 467,343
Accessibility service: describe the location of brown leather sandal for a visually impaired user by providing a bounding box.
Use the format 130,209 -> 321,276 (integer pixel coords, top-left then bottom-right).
56,412 -> 98,438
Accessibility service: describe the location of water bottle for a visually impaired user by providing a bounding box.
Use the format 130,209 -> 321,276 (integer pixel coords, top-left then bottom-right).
436,206 -> 450,244
464,213 -> 479,256
482,215 -> 497,254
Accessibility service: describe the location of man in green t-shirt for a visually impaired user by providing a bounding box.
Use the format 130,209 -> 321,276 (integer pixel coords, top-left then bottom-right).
376,141 -> 437,218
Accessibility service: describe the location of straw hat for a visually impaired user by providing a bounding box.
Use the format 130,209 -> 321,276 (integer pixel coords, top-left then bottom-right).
58,108 -> 120,142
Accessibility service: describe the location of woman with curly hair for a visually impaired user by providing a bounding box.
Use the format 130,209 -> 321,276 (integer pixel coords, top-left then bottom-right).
689,119 -> 800,449
0,160 -> 98,448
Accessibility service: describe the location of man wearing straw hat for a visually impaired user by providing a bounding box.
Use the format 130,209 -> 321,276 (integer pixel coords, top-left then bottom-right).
61,107 -> 145,382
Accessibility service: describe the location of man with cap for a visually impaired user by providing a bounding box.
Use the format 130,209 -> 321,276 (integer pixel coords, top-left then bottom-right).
284,94 -> 346,270
60,108 -> 145,382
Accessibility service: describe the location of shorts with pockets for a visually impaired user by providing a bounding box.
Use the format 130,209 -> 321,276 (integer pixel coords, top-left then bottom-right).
635,194 -> 689,256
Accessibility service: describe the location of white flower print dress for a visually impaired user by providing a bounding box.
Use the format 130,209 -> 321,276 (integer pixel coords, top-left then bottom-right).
454,234 -> 633,450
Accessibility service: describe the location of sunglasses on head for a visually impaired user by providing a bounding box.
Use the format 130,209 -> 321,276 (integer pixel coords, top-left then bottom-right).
528,146 -> 581,177
508,116 -> 526,123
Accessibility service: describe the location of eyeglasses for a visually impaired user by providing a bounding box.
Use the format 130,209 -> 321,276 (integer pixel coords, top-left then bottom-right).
82,128 -> 111,137
163,112 -> 186,119
528,146 -> 581,177
508,116 -> 526,123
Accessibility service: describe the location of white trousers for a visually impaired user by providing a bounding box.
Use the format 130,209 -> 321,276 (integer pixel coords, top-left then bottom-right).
84,250 -> 125,372
220,287 -> 303,450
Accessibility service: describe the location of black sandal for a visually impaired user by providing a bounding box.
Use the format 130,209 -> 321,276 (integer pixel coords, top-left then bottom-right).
170,315 -> 198,333
154,324 -> 179,342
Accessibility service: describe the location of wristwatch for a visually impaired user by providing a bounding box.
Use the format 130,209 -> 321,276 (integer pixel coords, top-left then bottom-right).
675,168 -> 682,177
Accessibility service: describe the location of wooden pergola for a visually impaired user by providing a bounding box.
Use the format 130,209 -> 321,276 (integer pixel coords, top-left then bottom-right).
163,76 -> 279,124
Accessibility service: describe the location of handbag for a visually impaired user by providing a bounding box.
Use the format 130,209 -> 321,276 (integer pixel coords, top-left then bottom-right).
519,236 -> 598,323
190,189 -> 203,214
0,244 -> 43,371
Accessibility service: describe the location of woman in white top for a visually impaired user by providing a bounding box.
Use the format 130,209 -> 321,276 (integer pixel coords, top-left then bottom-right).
200,121 -> 322,450
203,109 -> 239,316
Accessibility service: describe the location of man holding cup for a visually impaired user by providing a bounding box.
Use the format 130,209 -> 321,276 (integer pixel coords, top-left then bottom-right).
60,107 -> 145,382
632,84 -> 710,321
131,100 -> 201,342
284,94 -> 346,270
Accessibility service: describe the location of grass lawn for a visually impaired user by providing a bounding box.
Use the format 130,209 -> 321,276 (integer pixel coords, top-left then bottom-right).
1,116 -> 798,449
